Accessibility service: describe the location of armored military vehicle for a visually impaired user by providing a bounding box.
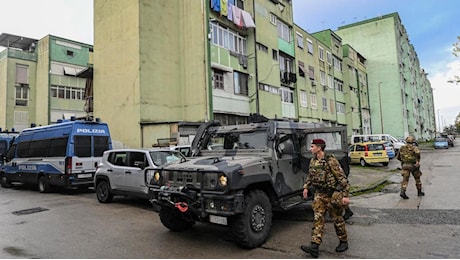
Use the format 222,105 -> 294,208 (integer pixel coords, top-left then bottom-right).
147,117 -> 349,249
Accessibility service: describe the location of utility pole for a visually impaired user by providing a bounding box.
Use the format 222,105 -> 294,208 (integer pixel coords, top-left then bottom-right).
378,82 -> 384,134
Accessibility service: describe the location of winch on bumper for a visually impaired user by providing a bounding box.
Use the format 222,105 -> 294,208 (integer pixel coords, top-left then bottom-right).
150,184 -> 245,224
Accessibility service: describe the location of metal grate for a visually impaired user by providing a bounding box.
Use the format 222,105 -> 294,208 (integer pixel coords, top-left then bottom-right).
12,207 -> 49,216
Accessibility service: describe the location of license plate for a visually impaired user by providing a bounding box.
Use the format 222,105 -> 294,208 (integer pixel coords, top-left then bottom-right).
78,173 -> 92,178
209,215 -> 228,225
374,153 -> 381,156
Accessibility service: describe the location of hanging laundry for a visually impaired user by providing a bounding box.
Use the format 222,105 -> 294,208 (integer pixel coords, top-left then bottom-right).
211,0 -> 220,12
232,5 -> 242,27
241,10 -> 256,28
220,0 -> 228,16
227,0 -> 235,21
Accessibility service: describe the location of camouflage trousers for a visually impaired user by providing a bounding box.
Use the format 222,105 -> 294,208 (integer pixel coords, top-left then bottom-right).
310,191 -> 348,245
400,163 -> 422,191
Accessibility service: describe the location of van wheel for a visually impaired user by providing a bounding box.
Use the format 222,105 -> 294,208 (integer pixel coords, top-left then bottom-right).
382,162 -> 389,166
230,190 -> 272,249
0,172 -> 12,188
96,180 -> 113,203
38,176 -> 50,193
360,158 -> 367,167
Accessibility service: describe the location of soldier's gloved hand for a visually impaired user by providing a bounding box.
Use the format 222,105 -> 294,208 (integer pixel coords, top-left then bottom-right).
415,161 -> 420,168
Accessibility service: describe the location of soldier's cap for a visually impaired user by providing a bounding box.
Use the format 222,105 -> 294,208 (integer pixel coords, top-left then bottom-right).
311,139 -> 326,145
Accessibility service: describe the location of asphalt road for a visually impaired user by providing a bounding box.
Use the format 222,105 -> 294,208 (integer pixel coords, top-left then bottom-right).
1,141 -> 459,258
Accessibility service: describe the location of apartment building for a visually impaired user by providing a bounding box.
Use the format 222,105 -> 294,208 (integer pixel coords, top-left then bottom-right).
336,13 -> 436,140
0,33 -> 92,131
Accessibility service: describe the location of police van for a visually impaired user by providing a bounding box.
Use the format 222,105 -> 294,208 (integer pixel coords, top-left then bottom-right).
0,118 -> 112,192
0,129 -> 19,166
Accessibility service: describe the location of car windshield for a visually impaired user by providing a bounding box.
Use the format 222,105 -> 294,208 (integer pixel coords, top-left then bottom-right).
368,143 -> 385,151
435,138 -> 447,142
208,131 -> 268,150
149,151 -> 184,166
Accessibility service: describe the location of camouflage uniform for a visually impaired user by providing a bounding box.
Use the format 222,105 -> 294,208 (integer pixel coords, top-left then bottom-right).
397,140 -> 423,198
304,154 -> 350,245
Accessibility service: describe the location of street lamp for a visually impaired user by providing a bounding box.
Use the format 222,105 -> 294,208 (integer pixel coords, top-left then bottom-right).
378,82 -> 384,134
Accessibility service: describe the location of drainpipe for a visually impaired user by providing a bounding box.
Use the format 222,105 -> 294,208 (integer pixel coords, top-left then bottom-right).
355,68 -> 362,134
205,0 -> 213,121
253,0 -> 259,114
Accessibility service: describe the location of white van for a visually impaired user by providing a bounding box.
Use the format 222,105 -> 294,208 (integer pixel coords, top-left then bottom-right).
350,134 -> 406,151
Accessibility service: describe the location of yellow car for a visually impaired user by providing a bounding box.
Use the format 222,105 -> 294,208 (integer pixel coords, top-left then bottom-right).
348,141 -> 389,167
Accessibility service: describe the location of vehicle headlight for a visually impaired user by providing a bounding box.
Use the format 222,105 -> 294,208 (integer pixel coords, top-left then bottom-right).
218,175 -> 227,187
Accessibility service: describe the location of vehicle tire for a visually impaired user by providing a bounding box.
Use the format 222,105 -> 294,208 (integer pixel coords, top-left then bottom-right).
0,172 -> 12,188
159,206 -> 195,232
360,158 -> 367,167
38,176 -> 50,193
96,180 -> 113,203
382,162 -> 389,166
230,190 -> 273,249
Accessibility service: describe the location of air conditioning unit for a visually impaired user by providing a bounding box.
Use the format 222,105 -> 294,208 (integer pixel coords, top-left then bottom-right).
311,80 -> 316,86
323,85 -> 328,91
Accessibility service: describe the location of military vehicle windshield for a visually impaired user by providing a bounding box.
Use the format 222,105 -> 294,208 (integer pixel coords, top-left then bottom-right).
207,131 -> 268,150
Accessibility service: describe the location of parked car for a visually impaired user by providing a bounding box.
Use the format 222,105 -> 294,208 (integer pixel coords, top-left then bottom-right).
94,148 -> 186,203
380,141 -> 395,159
348,141 -> 389,167
434,137 -> 449,149
170,145 -> 192,157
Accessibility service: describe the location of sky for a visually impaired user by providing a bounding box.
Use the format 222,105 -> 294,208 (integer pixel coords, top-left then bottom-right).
292,0 -> 460,130
0,0 -> 459,130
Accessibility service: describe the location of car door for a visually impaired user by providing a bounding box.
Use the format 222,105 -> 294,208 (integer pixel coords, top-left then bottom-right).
121,151 -> 149,195
108,151 -> 128,190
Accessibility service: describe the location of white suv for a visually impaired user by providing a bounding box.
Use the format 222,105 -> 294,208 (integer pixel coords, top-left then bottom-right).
94,148 -> 185,203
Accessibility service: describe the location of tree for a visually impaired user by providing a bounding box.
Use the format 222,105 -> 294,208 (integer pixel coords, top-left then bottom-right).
456,112 -> 460,133
450,36 -> 460,85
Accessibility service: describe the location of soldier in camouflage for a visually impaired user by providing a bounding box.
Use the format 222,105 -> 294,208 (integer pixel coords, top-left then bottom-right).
397,135 -> 425,199
300,139 -> 350,258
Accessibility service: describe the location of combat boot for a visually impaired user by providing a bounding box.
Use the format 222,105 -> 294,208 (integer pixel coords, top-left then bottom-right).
417,189 -> 425,196
343,208 -> 354,220
301,242 -> 319,258
400,190 -> 409,199
336,240 -> 349,252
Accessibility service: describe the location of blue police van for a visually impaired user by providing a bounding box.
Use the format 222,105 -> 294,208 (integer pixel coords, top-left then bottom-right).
0,118 -> 112,192
0,129 -> 19,166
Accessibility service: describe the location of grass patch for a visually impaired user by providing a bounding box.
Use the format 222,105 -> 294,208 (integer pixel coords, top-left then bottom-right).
350,180 -> 389,196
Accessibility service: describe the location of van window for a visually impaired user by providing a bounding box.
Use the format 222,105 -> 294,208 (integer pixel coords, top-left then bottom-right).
94,136 -> 111,156
0,141 -> 7,155
49,137 -> 68,157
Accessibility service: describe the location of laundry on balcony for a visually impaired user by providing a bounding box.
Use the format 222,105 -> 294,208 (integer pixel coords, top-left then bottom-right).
241,10 -> 256,28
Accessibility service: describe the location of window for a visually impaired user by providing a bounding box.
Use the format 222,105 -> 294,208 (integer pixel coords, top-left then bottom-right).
213,69 -> 224,89
320,71 -> 326,86
308,66 -> 315,80
307,39 -> 313,54
66,50 -> 74,57
279,53 -> 293,74
277,19 -> 291,42
94,136 -> 110,157
272,49 -> 278,61
333,56 -> 342,71
15,85 -> 29,106
210,23 -> 247,55
310,93 -> 317,109
318,46 -> 324,61
296,32 -> 304,49
298,61 -> 305,77
328,75 -> 333,89
336,102 -> 345,114
322,97 -> 328,111
234,71 -> 248,96
16,64 -> 29,84
259,83 -> 279,94
256,43 -> 268,53
334,80 -> 344,92
51,85 -> 85,100
326,51 -> 332,65
269,13 -> 277,25
300,91 -> 307,107
74,136 -> 92,157
280,87 -> 293,103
